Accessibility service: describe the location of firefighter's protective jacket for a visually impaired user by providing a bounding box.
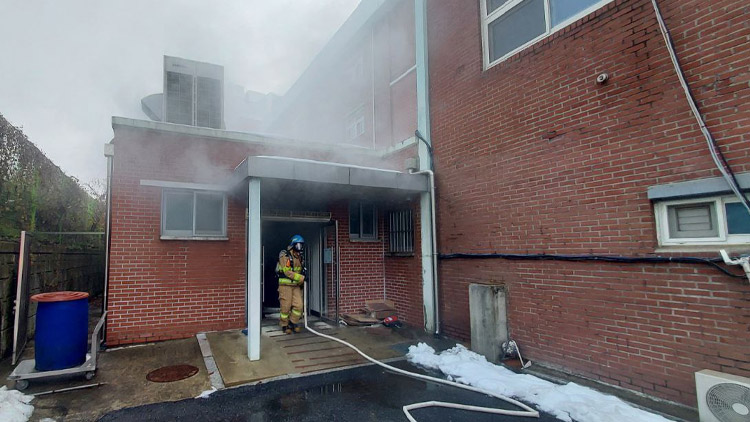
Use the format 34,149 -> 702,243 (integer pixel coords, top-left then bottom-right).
277,247 -> 305,286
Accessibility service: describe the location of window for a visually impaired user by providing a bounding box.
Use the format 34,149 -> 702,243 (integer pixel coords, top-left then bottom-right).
162,189 -> 227,238
480,0 -> 614,68
388,209 -> 414,253
349,201 -> 377,240
346,106 -> 366,141
655,196 -> 750,246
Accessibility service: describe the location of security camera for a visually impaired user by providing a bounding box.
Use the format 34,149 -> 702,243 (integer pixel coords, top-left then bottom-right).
596,73 -> 609,84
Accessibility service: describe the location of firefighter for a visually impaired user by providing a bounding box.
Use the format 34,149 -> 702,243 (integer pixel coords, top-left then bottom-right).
277,234 -> 306,334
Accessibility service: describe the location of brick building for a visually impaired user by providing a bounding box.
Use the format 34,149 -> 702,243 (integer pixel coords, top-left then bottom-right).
426,0 -> 750,407
104,0 -> 750,412
104,0 -> 428,360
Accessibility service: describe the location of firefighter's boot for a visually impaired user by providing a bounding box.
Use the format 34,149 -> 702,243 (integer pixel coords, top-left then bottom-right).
294,323 -> 302,333
283,325 -> 293,335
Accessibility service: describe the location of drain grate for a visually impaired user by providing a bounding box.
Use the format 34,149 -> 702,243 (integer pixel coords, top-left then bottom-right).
146,364 -> 199,383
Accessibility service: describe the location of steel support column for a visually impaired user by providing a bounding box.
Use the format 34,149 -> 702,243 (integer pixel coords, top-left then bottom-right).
247,178 -> 261,360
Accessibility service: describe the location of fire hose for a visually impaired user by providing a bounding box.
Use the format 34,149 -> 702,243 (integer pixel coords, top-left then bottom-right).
302,282 -> 540,421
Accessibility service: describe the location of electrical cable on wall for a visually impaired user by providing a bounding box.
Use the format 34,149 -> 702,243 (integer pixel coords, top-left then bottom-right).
302,283 -> 540,421
439,252 -> 746,279
650,0 -> 750,214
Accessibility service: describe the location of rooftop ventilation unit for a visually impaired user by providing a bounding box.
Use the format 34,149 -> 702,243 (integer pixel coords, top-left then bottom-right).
163,56 -> 224,129
696,369 -> 750,422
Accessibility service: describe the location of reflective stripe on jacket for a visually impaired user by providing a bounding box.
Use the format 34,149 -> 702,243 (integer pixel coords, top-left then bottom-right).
277,248 -> 305,286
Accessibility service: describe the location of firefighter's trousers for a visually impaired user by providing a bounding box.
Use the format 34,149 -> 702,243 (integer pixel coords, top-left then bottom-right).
278,284 -> 303,326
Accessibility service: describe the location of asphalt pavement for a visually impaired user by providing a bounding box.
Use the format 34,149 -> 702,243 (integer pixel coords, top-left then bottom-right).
99,361 -> 560,422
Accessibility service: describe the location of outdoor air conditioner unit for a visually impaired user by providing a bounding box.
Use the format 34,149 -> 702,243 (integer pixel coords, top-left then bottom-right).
695,369 -> 750,422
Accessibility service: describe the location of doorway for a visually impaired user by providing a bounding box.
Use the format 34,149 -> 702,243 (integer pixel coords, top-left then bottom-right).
262,221 -> 327,318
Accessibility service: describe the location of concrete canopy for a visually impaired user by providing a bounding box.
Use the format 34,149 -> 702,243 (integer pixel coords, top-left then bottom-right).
230,156 -> 428,209
235,155 -> 428,361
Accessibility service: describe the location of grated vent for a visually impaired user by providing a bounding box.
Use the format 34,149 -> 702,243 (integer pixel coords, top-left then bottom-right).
707,382 -> 750,422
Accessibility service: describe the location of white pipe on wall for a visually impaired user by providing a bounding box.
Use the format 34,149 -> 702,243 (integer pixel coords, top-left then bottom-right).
410,169 -> 439,335
103,143 -> 114,343
414,0 -> 438,335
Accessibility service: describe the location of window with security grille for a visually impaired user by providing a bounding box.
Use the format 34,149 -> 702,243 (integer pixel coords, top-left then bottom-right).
388,209 -> 414,253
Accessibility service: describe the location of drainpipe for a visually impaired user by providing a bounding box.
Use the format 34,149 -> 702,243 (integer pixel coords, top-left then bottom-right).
102,142 -> 114,343
414,0 -> 439,335
409,168 -> 439,335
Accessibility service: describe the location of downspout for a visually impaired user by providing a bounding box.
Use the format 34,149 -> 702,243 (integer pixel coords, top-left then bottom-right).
414,0 -> 440,335
409,167 -> 438,335
102,142 -> 114,344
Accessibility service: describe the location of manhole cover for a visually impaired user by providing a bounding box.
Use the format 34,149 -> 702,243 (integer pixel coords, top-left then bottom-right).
146,364 -> 199,383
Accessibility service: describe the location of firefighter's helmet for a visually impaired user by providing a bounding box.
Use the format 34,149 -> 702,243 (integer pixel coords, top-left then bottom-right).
290,235 -> 305,251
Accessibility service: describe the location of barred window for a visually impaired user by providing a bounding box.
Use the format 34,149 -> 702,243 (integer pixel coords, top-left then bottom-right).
388,209 -> 414,253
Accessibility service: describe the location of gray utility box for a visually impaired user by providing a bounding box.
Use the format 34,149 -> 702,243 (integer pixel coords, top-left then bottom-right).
469,283 -> 508,363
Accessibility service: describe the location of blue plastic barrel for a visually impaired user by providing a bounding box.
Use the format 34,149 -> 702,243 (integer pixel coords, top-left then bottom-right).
31,291 -> 89,371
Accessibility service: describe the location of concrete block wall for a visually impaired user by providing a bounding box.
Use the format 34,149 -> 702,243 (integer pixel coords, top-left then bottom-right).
427,0 -> 750,407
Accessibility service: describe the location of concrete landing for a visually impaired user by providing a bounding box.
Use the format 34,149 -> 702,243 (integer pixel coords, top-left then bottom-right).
1,337 -> 211,422
208,320 -> 456,387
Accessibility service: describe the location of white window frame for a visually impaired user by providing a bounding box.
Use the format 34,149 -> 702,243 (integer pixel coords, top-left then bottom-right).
345,105 -> 366,141
349,201 -> 378,241
161,188 -> 228,240
480,0 -> 615,70
655,195 -> 750,246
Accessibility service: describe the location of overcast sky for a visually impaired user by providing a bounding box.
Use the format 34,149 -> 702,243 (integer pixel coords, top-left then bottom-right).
0,0 -> 360,188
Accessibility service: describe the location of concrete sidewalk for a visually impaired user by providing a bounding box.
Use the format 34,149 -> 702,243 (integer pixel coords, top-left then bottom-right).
207,320 -> 456,387
0,318 -> 695,422
1,337 -> 211,421
0,319 -> 454,421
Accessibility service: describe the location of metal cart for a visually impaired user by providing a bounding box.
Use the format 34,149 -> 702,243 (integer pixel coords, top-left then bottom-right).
8,311 -> 108,390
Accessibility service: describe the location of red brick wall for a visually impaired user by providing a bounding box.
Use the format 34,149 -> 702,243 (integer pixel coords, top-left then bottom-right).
384,202 -> 424,327
107,130 -> 252,345
323,201 -> 424,328
428,0 -> 750,406
331,203 -> 386,315
108,127 -> 421,344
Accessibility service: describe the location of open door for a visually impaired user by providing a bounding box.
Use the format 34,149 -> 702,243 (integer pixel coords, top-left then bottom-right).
261,221 -> 326,318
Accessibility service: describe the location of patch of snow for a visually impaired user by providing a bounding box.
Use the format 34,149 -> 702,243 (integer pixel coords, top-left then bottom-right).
195,387 -> 217,399
0,386 -> 34,422
39,419 -> 58,422
406,343 -> 674,422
